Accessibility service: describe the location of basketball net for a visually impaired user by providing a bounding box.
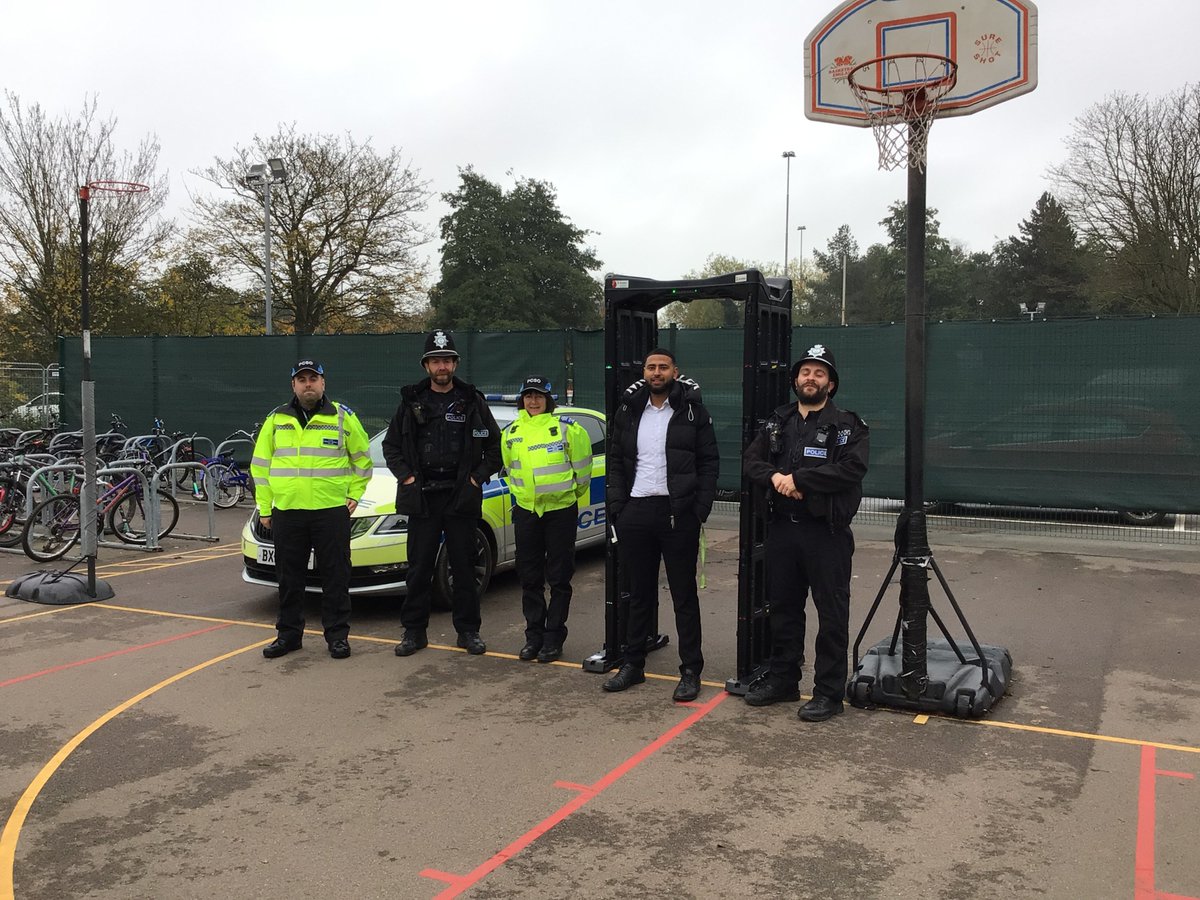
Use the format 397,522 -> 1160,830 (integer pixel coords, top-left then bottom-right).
846,54 -> 958,172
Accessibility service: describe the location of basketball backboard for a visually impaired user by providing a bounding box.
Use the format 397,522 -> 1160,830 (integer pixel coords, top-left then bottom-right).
804,0 -> 1038,126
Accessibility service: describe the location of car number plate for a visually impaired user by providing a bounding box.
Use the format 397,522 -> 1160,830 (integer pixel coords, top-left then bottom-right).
256,545 -> 315,569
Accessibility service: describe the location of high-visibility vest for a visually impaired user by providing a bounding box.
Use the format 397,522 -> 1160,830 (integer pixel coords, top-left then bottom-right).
251,399 -> 372,514
501,411 -> 592,515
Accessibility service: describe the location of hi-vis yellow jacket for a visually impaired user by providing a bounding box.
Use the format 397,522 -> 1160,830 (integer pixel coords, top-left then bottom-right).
251,398 -> 372,515
501,411 -> 593,516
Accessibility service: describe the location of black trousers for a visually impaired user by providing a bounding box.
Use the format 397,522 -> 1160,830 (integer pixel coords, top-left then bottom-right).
514,503 -> 577,648
619,496 -> 703,675
272,505 -> 351,645
403,489 -> 481,635
765,514 -> 854,700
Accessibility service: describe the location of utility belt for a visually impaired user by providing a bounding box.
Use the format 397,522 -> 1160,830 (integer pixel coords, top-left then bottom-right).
421,469 -> 457,492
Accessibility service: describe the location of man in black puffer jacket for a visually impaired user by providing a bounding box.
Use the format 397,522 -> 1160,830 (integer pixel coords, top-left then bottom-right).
603,348 -> 719,702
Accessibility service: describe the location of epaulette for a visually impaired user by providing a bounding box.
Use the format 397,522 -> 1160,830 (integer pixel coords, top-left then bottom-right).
559,415 -> 576,426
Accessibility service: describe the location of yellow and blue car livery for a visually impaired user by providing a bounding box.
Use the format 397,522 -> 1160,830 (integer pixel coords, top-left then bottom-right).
242,404 -> 607,604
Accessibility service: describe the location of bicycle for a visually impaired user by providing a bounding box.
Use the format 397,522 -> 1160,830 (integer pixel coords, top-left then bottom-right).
188,427 -> 258,509
21,456 -> 180,561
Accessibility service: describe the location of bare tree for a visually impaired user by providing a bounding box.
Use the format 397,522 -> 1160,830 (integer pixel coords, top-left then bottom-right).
0,92 -> 170,360
1050,85 -> 1200,315
190,126 -> 432,334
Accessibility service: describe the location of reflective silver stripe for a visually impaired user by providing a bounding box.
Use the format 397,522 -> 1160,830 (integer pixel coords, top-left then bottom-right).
251,455 -> 272,467
533,462 -> 572,476
269,467 -> 352,478
508,460 -> 523,470
271,446 -> 345,459
351,463 -> 372,477
573,454 -> 593,471
508,474 -> 526,487
350,451 -> 372,464
534,479 -> 574,494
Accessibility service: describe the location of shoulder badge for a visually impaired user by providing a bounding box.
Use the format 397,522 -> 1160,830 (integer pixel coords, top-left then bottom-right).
559,415 -> 576,426
339,403 -> 355,415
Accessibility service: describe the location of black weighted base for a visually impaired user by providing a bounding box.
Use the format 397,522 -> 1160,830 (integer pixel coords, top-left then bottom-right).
848,637 -> 1011,718
724,663 -> 770,696
582,633 -> 670,673
6,571 -> 115,604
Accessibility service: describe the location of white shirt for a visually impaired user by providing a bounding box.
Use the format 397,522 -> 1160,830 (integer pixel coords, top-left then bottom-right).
630,397 -> 672,497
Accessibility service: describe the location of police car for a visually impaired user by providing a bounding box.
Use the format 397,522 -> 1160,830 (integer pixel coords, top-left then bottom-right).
241,403 -> 607,606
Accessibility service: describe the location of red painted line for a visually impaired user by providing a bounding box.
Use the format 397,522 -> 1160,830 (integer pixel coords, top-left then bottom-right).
0,624 -> 231,689
1134,745 -> 1200,900
421,690 -> 729,897
1136,745 -> 1159,900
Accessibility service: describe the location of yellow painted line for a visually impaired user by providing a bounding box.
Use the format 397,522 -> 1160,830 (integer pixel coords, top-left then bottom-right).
0,637 -> 271,900
94,549 -> 243,579
0,606 -> 80,627
15,602 -> 1199,759
965,716 -> 1198,756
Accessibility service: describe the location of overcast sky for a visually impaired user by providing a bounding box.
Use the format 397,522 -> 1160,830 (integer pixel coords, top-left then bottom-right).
3,0 -> 1197,289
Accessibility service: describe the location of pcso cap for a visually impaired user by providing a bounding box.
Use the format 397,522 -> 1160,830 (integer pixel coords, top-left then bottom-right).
519,375 -> 552,395
791,343 -> 839,397
291,359 -> 324,377
422,328 -> 460,362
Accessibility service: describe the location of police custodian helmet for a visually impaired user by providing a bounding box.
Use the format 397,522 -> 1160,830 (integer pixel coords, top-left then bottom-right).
421,328 -> 460,363
791,343 -> 839,397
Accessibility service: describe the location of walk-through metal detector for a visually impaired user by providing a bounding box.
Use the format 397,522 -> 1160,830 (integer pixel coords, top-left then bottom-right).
582,271 -> 791,688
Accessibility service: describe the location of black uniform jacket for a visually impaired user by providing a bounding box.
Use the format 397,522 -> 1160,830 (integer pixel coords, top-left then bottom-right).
381,376 -> 502,518
608,376 -> 720,525
743,399 -> 870,527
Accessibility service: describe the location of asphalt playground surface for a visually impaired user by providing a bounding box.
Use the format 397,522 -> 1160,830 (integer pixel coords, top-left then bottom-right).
1,502 -> 1197,899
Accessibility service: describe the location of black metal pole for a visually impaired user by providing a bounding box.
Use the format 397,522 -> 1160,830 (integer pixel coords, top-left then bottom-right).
78,187 -> 98,597
898,125 -> 931,699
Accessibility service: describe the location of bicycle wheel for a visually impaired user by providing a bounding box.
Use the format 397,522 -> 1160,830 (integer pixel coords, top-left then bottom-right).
0,480 -> 28,547
22,494 -> 82,562
203,463 -> 245,509
108,489 -> 181,544
175,464 -> 204,493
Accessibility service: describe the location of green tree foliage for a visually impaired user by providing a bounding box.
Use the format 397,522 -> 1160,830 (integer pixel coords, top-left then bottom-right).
1050,85 -> 1200,315
808,225 -> 860,324
0,92 -> 170,362
145,251 -> 255,335
430,168 -> 602,329
992,192 -> 1094,318
191,125 -> 431,335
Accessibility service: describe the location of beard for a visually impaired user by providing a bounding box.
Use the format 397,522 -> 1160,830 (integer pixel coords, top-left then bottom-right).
430,370 -> 453,386
648,376 -> 674,396
798,382 -> 829,405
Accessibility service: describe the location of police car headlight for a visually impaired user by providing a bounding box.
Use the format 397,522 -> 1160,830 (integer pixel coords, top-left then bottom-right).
349,516 -> 377,539
375,514 -> 409,535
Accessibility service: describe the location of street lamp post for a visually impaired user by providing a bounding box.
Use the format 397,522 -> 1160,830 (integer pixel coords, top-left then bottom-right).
841,252 -> 848,326
782,151 -> 795,277
244,158 -> 288,335
796,224 -> 806,289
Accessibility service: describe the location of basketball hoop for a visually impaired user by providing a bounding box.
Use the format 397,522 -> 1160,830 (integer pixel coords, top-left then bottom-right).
846,54 -> 958,172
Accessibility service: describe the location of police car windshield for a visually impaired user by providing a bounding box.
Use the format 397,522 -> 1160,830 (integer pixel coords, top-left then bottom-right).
366,404 -> 517,468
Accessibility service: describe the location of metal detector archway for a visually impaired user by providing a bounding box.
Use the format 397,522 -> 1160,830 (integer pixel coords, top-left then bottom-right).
582,271 -> 791,693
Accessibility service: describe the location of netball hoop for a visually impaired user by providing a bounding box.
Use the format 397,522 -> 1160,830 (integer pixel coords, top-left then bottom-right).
846,54 -> 957,172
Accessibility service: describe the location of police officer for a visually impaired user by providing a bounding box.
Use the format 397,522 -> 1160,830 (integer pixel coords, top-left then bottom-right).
382,329 -> 502,657
252,359 -> 372,660
742,344 -> 869,721
502,375 -> 593,663
603,348 -> 719,702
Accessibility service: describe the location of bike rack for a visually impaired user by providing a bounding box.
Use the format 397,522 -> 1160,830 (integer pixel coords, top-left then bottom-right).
212,437 -> 256,506
152,463 -> 218,543
166,435 -> 216,498
94,465 -> 163,553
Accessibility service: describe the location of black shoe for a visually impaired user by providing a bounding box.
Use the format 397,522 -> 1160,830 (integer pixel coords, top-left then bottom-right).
394,631 -> 428,657
745,676 -> 801,707
457,632 -> 487,655
536,644 -> 562,664
672,670 -> 701,702
798,695 -> 845,722
602,663 -> 645,693
263,638 -> 301,659
328,639 -> 351,659
518,640 -> 542,661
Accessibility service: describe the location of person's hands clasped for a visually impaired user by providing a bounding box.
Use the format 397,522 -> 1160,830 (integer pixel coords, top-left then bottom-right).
771,471 -> 803,501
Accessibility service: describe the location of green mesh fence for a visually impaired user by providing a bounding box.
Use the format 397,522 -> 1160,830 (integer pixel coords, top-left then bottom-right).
60,318 -> 1200,513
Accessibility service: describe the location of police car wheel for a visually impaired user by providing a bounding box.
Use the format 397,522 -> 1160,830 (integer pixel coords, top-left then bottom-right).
432,524 -> 494,611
